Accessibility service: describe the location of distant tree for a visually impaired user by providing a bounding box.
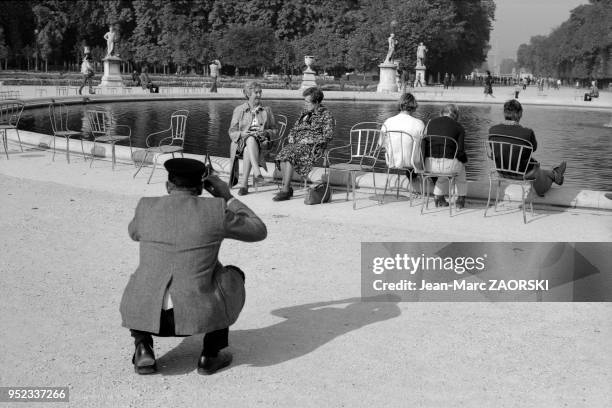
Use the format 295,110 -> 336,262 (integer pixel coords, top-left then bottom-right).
217,25 -> 275,74
499,58 -> 517,75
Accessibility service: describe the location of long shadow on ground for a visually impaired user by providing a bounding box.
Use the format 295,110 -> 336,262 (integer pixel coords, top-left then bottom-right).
156,295 -> 401,375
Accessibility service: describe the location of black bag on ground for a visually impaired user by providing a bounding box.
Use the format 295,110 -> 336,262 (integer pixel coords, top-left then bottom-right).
304,183 -> 331,205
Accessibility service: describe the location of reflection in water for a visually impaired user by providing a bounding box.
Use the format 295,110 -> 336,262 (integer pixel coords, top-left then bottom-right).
19,100 -> 612,191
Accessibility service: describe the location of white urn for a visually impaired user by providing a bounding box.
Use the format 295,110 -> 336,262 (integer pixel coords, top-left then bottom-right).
304,55 -> 315,72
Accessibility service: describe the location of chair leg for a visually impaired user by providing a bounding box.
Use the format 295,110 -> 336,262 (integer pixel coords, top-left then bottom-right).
352,172 -> 357,210
420,176 -> 429,215
407,170 -> 413,207
448,177 -> 454,216
89,141 -> 96,167
372,170 -> 377,202
66,137 -> 70,164
494,180 -> 501,211
15,129 -> 23,152
521,184 -> 527,224
51,134 -> 56,162
133,151 -> 150,178
382,168 -> 391,204
111,143 -> 116,170
147,154 -> 159,184
484,177 -> 493,217
80,138 -> 87,162
1,131 -> 8,159
345,172 -> 349,202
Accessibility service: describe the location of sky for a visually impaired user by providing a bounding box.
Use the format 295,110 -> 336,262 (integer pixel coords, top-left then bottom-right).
488,0 -> 589,63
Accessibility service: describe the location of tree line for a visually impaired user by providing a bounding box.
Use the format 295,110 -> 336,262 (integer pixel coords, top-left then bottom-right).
0,0 -> 495,77
517,0 -> 611,80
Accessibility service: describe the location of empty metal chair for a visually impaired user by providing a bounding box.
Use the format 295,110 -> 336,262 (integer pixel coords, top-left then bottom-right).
325,122 -> 382,209
0,100 -> 25,159
86,108 -> 132,169
133,109 -> 189,183
49,102 -> 86,163
484,135 -> 536,224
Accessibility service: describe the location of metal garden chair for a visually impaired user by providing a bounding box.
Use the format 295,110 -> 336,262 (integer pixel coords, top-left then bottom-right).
133,109 -> 189,183
86,108 -> 132,170
324,122 -> 382,209
0,100 -> 24,159
484,135 -> 536,224
49,102 -> 86,163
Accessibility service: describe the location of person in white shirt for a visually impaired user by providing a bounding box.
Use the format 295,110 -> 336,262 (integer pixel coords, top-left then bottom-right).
380,93 -> 425,173
78,54 -> 94,95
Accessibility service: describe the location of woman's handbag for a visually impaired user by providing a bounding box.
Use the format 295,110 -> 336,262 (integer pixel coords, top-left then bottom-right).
304,183 -> 331,205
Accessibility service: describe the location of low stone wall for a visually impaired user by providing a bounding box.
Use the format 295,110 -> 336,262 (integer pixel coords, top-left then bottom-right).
11,130 -> 612,211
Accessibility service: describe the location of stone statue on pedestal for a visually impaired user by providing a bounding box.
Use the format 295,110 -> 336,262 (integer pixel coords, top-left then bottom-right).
384,34 -> 398,64
416,42 -> 427,67
103,24 -> 118,57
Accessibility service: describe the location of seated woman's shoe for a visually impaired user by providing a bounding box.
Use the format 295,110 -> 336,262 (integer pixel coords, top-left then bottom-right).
237,187 -> 248,196
456,196 -> 466,210
273,190 -> 292,201
254,175 -> 265,185
197,351 -> 233,375
132,342 -> 157,375
434,195 -> 449,207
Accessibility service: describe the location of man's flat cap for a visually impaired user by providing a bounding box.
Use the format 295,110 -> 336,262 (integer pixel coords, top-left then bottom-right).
164,158 -> 206,187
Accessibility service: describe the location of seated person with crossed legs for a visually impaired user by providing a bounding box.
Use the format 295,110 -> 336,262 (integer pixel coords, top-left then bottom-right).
488,99 -> 566,197
228,81 -> 277,195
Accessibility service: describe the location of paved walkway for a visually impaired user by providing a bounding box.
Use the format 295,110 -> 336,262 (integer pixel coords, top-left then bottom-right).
1,87 -> 611,407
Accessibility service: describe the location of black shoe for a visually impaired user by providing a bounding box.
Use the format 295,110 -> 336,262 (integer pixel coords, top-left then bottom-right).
273,190 -> 292,201
237,187 -> 248,196
132,342 -> 157,375
552,161 -> 566,185
197,351 -> 233,375
254,175 -> 265,185
456,196 -> 466,210
434,195 -> 449,207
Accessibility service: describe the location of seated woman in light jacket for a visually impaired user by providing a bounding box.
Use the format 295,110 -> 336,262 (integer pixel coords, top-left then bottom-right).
228,81 -> 277,195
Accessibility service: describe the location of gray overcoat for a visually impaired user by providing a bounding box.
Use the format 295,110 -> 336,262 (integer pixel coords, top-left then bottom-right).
120,191 -> 267,335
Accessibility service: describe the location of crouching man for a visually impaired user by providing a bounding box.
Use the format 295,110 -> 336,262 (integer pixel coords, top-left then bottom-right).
120,158 -> 267,375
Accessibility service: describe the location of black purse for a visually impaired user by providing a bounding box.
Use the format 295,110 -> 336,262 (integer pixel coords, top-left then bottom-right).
304,183 -> 331,205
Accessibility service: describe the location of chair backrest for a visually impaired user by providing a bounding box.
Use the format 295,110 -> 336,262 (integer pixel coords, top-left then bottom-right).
49,103 -> 74,134
420,135 -> 459,174
380,129 -> 415,169
86,109 -> 112,138
486,134 -> 534,177
0,100 -> 25,126
169,109 -> 189,144
348,122 -> 382,165
276,114 -> 288,140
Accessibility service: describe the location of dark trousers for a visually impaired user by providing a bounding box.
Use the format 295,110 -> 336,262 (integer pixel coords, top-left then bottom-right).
78,73 -> 94,95
130,309 -> 229,357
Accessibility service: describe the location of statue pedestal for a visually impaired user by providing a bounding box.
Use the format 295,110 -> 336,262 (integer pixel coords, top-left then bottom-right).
377,63 -> 398,93
300,69 -> 317,90
100,56 -> 123,88
414,65 -> 426,87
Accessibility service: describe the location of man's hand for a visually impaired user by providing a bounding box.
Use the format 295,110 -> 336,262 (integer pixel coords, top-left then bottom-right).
203,174 -> 233,201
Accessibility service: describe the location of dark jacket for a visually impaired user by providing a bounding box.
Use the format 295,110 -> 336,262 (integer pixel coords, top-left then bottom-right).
424,116 -> 468,163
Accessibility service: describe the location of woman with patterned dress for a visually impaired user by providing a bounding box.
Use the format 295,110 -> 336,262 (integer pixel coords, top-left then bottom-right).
273,87 -> 335,201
